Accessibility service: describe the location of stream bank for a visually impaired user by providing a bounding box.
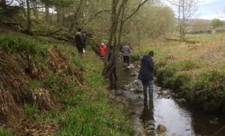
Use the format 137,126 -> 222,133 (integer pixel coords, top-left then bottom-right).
111,61 -> 225,136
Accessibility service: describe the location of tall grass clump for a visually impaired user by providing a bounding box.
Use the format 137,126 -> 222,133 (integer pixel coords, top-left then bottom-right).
56,102 -> 133,136
24,103 -> 38,116
170,71 -> 191,91
155,59 -> 200,88
155,65 -> 175,88
0,127 -> 13,136
0,34 -> 39,54
183,70 -> 225,112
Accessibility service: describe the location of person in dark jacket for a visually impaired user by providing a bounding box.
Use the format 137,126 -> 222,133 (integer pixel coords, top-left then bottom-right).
138,51 -> 154,100
75,28 -> 84,55
108,45 -> 117,82
81,31 -> 87,53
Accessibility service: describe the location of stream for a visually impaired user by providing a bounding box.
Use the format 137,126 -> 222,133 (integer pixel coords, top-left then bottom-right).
113,61 -> 225,136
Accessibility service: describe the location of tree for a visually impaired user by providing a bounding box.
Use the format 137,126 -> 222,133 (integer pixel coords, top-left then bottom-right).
189,19 -> 210,33
211,18 -> 224,29
41,0 -> 54,22
102,0 -> 150,88
167,0 -> 198,40
26,0 -> 32,31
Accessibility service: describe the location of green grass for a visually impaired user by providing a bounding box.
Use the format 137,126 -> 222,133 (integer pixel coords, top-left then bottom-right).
0,33 -> 39,54
0,33 -> 134,135
185,33 -> 225,42
53,48 -> 134,136
51,46 -> 134,135
0,128 -> 13,136
131,33 -> 225,113
55,101 -> 133,136
24,103 -> 38,116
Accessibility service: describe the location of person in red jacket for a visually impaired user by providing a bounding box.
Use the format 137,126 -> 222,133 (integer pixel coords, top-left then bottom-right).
99,43 -> 107,57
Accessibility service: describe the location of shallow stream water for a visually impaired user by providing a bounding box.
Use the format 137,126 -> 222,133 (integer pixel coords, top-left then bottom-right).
114,62 -> 225,136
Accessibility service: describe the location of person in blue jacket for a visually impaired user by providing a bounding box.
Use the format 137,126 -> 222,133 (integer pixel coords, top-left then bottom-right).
138,51 -> 154,100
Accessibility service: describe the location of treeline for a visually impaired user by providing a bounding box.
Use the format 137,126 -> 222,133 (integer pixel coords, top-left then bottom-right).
0,0 -> 175,45
188,18 -> 225,34
188,28 -> 225,34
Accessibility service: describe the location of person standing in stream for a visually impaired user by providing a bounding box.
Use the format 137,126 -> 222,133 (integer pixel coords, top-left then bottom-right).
107,45 -> 118,89
138,51 -> 154,100
121,43 -> 131,66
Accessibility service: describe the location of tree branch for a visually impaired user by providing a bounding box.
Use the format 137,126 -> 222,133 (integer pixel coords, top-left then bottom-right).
123,0 -> 149,23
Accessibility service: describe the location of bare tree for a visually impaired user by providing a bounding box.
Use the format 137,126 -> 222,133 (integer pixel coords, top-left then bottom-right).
167,0 -> 198,40
103,0 -> 149,88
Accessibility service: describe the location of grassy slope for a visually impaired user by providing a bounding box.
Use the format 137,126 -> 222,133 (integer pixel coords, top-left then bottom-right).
132,33 -> 225,113
0,33 -> 134,136
55,45 -> 134,136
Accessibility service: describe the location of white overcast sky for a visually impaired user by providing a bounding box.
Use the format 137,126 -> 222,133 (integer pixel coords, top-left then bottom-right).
164,0 -> 225,20
198,0 -> 225,19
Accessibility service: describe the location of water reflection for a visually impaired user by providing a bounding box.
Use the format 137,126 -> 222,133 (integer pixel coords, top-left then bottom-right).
191,112 -> 225,136
139,97 -> 155,135
116,62 -> 225,136
140,98 -> 154,123
154,90 -> 194,135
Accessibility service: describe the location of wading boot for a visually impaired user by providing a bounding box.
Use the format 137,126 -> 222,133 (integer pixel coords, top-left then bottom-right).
144,89 -> 147,100
149,89 -> 153,100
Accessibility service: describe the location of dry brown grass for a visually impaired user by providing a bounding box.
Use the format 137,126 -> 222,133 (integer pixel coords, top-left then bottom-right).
187,40 -> 225,69
150,34 -> 225,71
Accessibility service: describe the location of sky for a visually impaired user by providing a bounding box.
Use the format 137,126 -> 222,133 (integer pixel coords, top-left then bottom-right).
197,0 -> 225,20
165,0 -> 225,20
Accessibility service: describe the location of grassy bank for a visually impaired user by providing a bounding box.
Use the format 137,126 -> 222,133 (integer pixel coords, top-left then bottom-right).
132,33 -> 225,113
0,33 -> 134,136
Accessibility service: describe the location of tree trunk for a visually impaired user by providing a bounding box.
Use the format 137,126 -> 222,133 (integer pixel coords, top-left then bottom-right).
26,0 -> 31,32
56,6 -> 63,25
104,0 -> 149,76
45,4 -> 50,22
0,0 -> 6,7
69,0 -> 83,34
